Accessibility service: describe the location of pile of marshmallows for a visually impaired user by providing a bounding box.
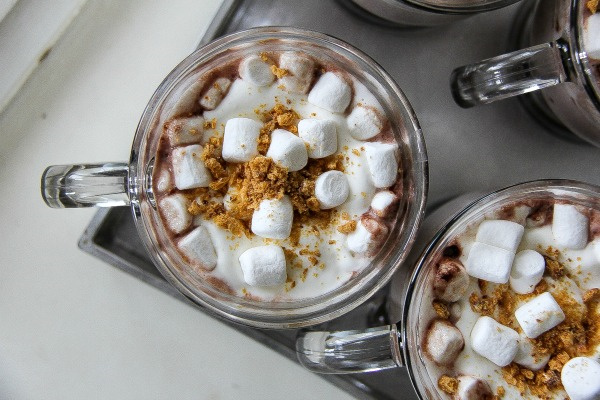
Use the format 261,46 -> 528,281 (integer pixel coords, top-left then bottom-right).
159,52 -> 399,288
426,204 -> 600,400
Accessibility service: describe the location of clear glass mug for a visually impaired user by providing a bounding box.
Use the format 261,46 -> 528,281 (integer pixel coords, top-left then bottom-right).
348,0 -> 522,27
451,0 -> 600,147
40,27 -> 428,329
296,179 -> 600,398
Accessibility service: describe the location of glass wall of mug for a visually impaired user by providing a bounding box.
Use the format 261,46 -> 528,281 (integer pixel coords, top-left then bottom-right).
348,0 -> 522,27
296,180 -> 600,399
41,27 -> 428,329
451,0 -> 600,147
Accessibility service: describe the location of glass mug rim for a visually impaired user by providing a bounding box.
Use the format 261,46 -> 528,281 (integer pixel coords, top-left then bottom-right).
403,0 -> 521,13
398,178 -> 600,398
129,26 -> 429,329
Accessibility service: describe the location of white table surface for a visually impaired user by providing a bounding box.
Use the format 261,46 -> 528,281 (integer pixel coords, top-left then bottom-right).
0,1 -> 356,398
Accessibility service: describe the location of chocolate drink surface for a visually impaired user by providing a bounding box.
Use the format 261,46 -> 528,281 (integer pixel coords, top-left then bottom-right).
150,50 -> 405,302
420,198 -> 600,399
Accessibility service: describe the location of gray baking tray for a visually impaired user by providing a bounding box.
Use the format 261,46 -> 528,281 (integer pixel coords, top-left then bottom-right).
78,0 -> 600,399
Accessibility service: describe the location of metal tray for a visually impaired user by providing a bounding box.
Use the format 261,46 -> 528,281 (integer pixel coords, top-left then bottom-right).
79,0 -> 600,399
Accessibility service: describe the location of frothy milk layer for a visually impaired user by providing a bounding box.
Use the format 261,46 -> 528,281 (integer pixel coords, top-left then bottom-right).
420,200 -> 600,399
152,52 -> 403,302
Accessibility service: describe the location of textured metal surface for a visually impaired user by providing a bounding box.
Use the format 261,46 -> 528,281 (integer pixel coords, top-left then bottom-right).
79,0 -> 600,399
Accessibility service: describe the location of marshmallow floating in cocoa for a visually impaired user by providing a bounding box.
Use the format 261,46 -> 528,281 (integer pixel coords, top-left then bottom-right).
307,72 -> 351,113
509,249 -> 545,294
347,106 -> 382,140
370,191 -> 398,218
266,129 -> 308,172
159,194 -> 192,234
432,259 -> 470,303
298,119 -> 337,159
470,316 -> 519,367
166,116 -> 205,146
363,142 -> 399,189
475,219 -> 524,253
239,245 -> 287,286
584,13 -> 600,59
456,376 -> 493,400
561,357 -> 600,400
346,217 -> 387,255
177,225 -> 218,271
424,319 -> 464,366
314,170 -> 350,210
222,118 -> 262,163
251,196 -> 294,240
199,77 -> 231,110
513,336 -> 550,371
466,242 -> 515,284
278,51 -> 314,93
172,144 -> 212,190
553,203 -> 589,250
515,292 -> 565,338
239,55 -> 275,87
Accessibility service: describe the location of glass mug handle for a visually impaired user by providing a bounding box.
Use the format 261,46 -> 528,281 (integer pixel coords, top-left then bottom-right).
450,41 -> 568,107
41,163 -> 130,208
296,325 -> 403,373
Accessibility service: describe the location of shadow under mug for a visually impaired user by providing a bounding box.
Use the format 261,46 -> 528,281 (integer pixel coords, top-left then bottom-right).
296,179 -> 600,399
348,0 -> 522,27
40,27 -> 428,329
451,0 -> 600,147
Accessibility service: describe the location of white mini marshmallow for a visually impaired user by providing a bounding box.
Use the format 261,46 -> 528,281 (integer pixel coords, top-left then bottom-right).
584,13 -> 600,59
347,106 -> 382,140
370,190 -> 397,217
251,196 -> 293,239
363,142 -> 399,188
433,259 -> 470,303
475,219 -> 525,253
470,316 -> 519,367
166,116 -> 204,146
177,225 -> 217,271
346,220 -> 373,254
510,249 -> 545,294
297,119 -> 337,158
199,77 -> 231,110
172,144 -> 212,190
513,336 -> 550,370
515,292 -> 565,338
307,72 -> 351,113
239,55 -> 275,87
562,357 -> 600,400
553,203 -> 589,249
222,118 -> 262,163
466,242 -> 515,283
315,171 -> 350,209
424,320 -> 464,365
279,51 -> 314,93
456,376 -> 493,400
239,245 -> 287,286
159,194 -> 191,234
594,240 -> 600,263
266,129 -> 308,171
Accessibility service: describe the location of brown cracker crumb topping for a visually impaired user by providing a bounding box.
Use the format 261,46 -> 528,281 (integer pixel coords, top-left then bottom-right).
432,300 -> 450,319
438,375 -> 458,395
588,0 -> 599,13
271,65 -> 289,79
337,220 -> 357,234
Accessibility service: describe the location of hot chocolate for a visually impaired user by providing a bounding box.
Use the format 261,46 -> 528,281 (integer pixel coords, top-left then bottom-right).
150,50 -> 404,302
420,198 -> 600,399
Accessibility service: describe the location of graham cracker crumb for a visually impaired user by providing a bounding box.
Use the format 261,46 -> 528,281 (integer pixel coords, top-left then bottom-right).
588,0 -> 598,13
271,65 -> 288,79
438,375 -> 458,395
337,220 -> 357,234
496,386 -> 505,397
203,118 -> 217,129
432,300 -> 450,319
